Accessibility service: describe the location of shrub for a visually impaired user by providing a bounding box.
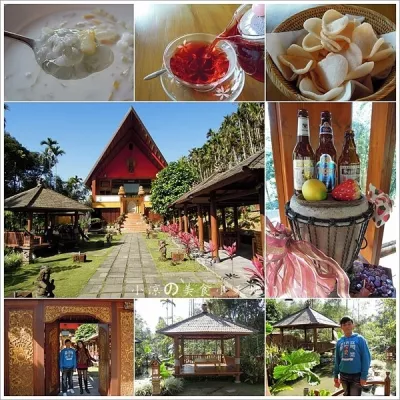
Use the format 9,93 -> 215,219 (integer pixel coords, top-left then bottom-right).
134,380 -> 152,396
162,377 -> 184,395
241,355 -> 264,384
5,251 -> 23,271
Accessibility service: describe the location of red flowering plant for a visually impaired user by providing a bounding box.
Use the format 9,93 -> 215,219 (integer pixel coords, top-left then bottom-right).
223,242 -> 237,275
266,217 -> 350,298
244,254 -> 265,296
168,223 -> 180,237
160,225 -> 169,233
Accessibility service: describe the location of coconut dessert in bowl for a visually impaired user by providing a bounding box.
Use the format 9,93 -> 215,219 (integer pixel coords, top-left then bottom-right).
4,4 -> 134,101
266,5 -> 396,101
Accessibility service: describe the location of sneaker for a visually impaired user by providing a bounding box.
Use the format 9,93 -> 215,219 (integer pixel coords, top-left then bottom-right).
69,389 -> 75,394
63,393 -> 67,396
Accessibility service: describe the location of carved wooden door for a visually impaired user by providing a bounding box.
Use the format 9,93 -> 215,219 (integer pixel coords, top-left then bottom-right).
98,324 -> 110,396
45,321 -> 60,395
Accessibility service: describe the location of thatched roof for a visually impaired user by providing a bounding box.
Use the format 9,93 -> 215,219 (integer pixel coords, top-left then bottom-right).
273,306 -> 340,329
4,185 -> 92,213
170,148 -> 264,207
157,305 -> 256,339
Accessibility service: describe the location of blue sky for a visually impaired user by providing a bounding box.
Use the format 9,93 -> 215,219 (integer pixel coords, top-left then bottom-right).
5,102 -> 238,181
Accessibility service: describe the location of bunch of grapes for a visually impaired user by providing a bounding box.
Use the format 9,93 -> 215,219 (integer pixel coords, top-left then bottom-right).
350,261 -> 396,298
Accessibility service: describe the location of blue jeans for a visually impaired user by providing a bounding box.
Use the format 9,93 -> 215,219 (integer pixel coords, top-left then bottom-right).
61,368 -> 74,393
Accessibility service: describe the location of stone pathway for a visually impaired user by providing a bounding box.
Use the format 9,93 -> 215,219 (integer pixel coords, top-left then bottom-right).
79,234 -> 220,298
196,246 -> 263,298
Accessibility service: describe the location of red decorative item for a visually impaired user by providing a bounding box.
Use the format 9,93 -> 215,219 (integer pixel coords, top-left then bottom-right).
332,179 -> 361,201
266,217 -> 350,298
170,41 -> 229,84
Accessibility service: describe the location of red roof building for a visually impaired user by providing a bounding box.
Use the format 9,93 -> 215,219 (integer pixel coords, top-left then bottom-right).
85,107 -> 167,225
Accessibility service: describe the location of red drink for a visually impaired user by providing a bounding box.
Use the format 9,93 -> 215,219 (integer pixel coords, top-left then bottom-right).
170,41 -> 229,85
213,5 -> 265,82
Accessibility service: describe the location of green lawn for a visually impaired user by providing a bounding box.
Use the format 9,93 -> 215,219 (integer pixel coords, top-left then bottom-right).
143,232 -> 208,273
4,234 -> 123,298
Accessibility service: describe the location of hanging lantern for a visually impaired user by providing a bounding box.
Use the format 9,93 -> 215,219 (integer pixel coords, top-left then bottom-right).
138,185 -> 145,196
118,186 -> 126,196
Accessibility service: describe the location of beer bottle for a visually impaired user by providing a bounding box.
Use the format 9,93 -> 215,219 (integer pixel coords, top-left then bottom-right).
338,129 -> 361,185
315,111 -> 337,192
293,109 -> 315,195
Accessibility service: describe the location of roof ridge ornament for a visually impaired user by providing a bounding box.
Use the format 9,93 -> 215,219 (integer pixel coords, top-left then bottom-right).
201,303 -> 208,313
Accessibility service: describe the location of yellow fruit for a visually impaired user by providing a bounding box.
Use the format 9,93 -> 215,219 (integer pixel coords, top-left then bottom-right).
301,179 -> 328,201
79,29 -> 97,55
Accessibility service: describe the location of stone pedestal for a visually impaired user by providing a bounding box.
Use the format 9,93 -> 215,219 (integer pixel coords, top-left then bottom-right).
22,247 -> 33,263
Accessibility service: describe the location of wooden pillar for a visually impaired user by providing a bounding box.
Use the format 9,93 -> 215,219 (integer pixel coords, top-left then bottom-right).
331,328 -> 335,341
304,329 -> 307,344
313,328 -> 317,351
384,372 -> 391,396
27,211 -> 33,232
210,191 -> 219,261
183,204 -> 189,233
172,212 -> 176,224
197,205 -> 204,252
220,339 -> 224,355
91,179 -> 97,202
44,213 -> 49,229
180,338 -> 184,365
258,184 -> 265,256
233,206 -> 240,249
221,208 -> 227,232
280,328 -> 284,345
178,213 -> 183,232
234,335 -> 241,383
74,211 -> 79,228
362,103 -> 396,264
174,336 -> 180,374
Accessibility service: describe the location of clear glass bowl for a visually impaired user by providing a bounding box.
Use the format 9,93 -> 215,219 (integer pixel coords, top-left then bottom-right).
162,33 -> 238,92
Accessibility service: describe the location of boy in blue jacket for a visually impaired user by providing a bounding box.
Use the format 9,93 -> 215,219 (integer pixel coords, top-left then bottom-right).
333,316 -> 371,396
59,339 -> 77,396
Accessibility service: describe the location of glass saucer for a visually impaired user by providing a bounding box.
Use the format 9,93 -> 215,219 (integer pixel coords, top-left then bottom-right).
160,64 -> 245,101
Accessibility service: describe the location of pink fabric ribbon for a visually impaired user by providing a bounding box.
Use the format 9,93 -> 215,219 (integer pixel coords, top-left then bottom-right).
366,183 -> 394,228
266,217 -> 350,298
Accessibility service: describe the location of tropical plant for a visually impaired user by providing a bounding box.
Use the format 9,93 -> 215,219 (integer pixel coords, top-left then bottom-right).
241,356 -> 265,384
134,381 -> 152,396
244,255 -> 265,295
223,242 -> 236,274
270,349 -> 321,394
4,251 -> 23,271
307,389 -> 332,396
162,377 -> 184,395
159,362 -> 172,379
40,137 -> 65,188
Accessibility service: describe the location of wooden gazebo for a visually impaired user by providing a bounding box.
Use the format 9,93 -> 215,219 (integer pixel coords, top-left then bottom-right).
4,184 -> 92,262
169,149 -> 265,261
157,303 -> 256,382
273,306 -> 339,353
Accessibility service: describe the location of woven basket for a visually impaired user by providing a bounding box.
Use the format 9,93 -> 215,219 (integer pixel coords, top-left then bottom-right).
266,5 -> 396,101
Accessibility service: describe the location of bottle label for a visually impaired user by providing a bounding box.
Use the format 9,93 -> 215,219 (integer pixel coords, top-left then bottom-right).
340,164 -> 360,184
297,116 -> 310,136
320,122 -> 332,134
316,154 -> 336,191
293,159 -> 314,190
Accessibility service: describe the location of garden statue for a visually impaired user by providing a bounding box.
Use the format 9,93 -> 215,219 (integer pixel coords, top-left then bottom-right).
159,240 -> 168,261
34,266 -> 55,298
146,228 -> 151,239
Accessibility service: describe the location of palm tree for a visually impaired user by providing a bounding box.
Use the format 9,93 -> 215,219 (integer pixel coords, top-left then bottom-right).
160,299 -> 176,324
4,104 -> 9,128
40,138 -> 65,187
